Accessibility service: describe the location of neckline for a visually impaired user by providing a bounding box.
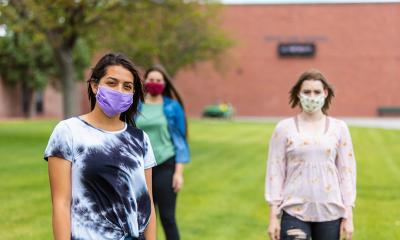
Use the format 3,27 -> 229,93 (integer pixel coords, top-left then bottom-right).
294,115 -> 330,137
143,102 -> 163,106
144,97 -> 164,105
76,116 -> 127,134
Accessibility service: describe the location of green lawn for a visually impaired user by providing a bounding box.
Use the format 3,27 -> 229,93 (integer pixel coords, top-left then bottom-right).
0,119 -> 399,239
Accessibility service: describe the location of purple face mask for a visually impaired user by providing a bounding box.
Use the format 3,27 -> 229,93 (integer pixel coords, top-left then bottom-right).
96,86 -> 133,117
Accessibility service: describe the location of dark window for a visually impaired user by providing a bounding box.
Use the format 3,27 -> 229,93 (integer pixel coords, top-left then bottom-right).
35,91 -> 44,114
278,43 -> 316,57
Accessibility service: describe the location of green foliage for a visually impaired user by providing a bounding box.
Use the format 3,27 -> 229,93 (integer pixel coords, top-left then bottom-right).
0,1 -> 98,84
1,0 -> 232,79
73,38 -> 92,82
0,0 -> 232,116
0,30 -> 55,89
113,1 -> 233,76
0,120 -> 399,239
0,30 -> 92,88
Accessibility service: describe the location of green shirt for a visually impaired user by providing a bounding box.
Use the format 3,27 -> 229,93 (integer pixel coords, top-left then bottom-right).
136,103 -> 175,164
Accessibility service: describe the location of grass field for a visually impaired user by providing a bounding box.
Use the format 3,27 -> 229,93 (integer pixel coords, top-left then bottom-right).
0,119 -> 399,239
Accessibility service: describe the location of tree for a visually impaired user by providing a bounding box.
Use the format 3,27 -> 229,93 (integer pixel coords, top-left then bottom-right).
0,29 -> 55,117
0,0 -> 232,118
113,1 -> 233,76
0,0 -> 109,118
0,27 -> 91,117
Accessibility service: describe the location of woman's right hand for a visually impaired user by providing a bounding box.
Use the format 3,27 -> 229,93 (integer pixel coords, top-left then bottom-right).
268,215 -> 281,240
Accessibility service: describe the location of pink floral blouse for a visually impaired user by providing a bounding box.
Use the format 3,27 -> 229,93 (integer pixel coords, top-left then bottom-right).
265,116 -> 356,222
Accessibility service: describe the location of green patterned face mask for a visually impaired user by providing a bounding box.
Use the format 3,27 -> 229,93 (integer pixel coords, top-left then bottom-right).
299,93 -> 325,113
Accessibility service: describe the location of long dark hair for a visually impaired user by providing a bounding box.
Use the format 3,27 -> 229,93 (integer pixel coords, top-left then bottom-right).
144,65 -> 188,137
87,53 -> 144,126
289,69 -> 335,114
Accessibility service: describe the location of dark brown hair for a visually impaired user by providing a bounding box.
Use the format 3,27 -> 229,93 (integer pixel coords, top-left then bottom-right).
289,69 -> 335,114
144,65 -> 188,137
87,53 -> 144,126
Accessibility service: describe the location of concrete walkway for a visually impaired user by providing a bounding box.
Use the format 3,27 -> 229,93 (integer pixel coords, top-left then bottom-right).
234,117 -> 400,130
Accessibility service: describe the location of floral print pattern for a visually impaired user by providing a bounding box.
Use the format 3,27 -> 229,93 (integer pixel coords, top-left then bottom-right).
265,117 -> 356,222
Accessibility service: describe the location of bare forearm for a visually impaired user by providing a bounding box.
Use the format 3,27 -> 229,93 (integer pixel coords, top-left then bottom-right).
269,204 -> 280,220
144,168 -> 156,240
345,206 -> 353,219
268,204 -> 281,240
144,201 -> 156,240
52,205 -> 71,240
175,163 -> 184,174
48,157 -> 71,240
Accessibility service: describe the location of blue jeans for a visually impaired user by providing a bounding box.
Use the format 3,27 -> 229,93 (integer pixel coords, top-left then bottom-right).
280,211 -> 342,240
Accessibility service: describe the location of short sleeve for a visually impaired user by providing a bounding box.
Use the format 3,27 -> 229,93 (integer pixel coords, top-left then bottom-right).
44,121 -> 74,162
143,132 -> 157,169
335,120 -> 357,209
265,121 -> 287,206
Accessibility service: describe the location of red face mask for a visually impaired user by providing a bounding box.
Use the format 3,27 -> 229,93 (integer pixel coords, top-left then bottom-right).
145,82 -> 165,96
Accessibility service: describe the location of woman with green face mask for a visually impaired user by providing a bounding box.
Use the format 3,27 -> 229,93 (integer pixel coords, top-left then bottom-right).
265,69 -> 356,240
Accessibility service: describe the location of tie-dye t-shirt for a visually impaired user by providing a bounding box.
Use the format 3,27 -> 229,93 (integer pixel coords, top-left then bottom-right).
44,117 -> 156,240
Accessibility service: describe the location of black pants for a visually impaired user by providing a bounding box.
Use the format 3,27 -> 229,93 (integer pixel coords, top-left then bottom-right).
280,211 -> 342,240
152,157 -> 180,240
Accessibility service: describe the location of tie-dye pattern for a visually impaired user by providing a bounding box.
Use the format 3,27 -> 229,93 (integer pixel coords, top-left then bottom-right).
44,117 -> 156,240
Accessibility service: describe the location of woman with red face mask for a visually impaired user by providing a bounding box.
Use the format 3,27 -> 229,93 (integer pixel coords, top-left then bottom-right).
136,65 -> 190,240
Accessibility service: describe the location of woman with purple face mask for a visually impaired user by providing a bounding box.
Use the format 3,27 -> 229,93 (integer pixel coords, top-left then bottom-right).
136,65 -> 190,240
265,69 -> 356,240
44,53 -> 157,240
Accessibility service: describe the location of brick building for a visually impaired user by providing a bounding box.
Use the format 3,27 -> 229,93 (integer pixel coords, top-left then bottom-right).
1,1 -> 399,118
174,1 -> 400,117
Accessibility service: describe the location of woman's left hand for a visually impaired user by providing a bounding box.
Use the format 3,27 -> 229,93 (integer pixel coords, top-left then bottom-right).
172,173 -> 184,193
340,217 -> 354,240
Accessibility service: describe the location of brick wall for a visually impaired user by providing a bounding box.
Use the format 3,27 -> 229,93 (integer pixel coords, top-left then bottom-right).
0,77 -> 22,118
174,3 -> 400,117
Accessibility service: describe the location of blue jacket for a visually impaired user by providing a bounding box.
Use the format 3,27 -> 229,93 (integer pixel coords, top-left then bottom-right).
137,97 -> 190,164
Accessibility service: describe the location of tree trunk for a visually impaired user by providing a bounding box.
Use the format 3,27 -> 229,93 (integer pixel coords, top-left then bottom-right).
55,46 -> 77,119
21,81 -> 34,118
